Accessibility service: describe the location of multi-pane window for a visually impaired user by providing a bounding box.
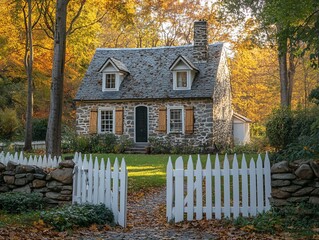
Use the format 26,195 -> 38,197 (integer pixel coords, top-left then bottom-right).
100,110 -> 114,133
105,74 -> 116,89
169,108 -> 183,133
176,72 -> 188,88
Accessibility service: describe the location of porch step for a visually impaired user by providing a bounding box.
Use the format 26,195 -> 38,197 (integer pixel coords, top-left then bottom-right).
126,143 -> 150,154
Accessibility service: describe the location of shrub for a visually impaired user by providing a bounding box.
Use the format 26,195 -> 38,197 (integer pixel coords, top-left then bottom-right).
41,203 -> 114,231
266,107 -> 294,150
32,118 -> 48,141
0,192 -> 43,214
149,137 -> 172,154
114,135 -> 134,153
98,133 -> 117,153
0,108 -> 20,140
268,106 -> 319,162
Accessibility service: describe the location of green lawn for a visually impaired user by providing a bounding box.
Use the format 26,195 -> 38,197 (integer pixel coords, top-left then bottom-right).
80,153 -> 261,192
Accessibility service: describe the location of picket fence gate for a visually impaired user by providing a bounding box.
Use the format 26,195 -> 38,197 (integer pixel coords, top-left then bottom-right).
166,153 -> 271,223
0,151 -> 61,168
72,153 -> 128,227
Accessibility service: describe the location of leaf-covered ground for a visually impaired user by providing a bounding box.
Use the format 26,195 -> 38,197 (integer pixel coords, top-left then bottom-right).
1,187 -> 318,239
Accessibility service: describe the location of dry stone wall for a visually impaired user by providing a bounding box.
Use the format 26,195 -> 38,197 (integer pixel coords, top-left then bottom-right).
0,160 -> 74,205
271,160 -> 319,206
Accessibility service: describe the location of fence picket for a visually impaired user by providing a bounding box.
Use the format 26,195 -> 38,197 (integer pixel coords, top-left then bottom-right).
99,159 -> 105,204
175,156 -> 184,222
249,159 -> 257,216
223,155 -> 231,218
119,158 -> 127,227
195,156 -> 203,220
93,157 -> 99,204
214,154 -> 222,219
205,155 -> 212,220
256,155 -> 264,213
43,155 -> 48,168
241,155 -> 249,217
105,158 -> 111,209
81,155 -> 89,203
112,158 -> 119,224
186,156 -> 194,221
87,155 -> 93,202
264,153 -> 271,211
76,154 -> 83,203
166,157 -> 173,221
232,154 -> 240,218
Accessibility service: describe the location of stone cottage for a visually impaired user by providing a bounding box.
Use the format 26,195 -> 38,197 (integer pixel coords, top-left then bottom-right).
74,20 -> 232,148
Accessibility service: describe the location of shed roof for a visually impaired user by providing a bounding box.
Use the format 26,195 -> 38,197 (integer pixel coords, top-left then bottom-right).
233,112 -> 252,123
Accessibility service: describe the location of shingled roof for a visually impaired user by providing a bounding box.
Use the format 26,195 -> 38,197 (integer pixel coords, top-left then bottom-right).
74,43 -> 224,101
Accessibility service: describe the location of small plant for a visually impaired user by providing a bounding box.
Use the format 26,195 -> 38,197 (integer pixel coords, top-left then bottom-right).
234,203 -> 319,236
40,203 -> 114,231
0,192 -> 43,214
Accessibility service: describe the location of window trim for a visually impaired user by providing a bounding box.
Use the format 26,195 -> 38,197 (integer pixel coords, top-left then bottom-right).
173,70 -> 191,90
102,72 -> 119,91
167,106 -> 184,134
98,107 -> 115,134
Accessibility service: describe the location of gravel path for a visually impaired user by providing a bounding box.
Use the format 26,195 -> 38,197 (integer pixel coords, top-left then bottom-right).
75,187 -> 218,240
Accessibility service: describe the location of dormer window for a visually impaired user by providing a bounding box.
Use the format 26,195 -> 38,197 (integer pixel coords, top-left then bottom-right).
169,55 -> 199,91
98,58 -> 129,92
103,73 -> 117,90
176,71 -> 189,89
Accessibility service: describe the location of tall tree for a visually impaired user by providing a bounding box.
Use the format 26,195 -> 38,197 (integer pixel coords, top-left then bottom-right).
23,0 -> 43,151
221,0 -> 319,107
46,0 -> 69,157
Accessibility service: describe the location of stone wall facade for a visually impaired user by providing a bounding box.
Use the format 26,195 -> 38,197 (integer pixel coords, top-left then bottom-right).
212,47 -> 232,146
76,99 -> 230,147
271,160 -> 319,206
0,160 -> 74,205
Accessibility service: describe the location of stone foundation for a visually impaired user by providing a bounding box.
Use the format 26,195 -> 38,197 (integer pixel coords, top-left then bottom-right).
0,160 -> 74,205
271,160 -> 319,206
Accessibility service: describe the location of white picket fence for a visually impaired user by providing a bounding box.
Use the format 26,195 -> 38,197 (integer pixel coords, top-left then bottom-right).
72,153 -> 128,227
166,153 -> 271,223
0,151 -> 61,168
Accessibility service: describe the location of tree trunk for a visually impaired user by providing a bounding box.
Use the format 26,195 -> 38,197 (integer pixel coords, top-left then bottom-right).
287,40 -> 296,106
46,0 -> 69,157
24,0 -> 33,151
277,23 -> 293,108
278,50 -> 289,107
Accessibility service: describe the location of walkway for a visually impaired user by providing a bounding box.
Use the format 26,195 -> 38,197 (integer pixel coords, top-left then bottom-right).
74,187 -> 218,240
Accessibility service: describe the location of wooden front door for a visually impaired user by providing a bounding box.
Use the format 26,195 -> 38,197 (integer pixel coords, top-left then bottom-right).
135,106 -> 148,142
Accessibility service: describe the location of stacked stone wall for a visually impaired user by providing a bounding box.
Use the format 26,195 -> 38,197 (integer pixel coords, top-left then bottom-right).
76,99 -> 224,147
0,160 -> 74,205
271,160 -> 319,206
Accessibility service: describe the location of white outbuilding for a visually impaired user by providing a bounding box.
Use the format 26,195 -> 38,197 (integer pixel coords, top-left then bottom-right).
232,112 -> 252,145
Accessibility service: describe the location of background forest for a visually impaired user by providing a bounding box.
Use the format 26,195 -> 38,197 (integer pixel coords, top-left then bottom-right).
0,0 -> 318,152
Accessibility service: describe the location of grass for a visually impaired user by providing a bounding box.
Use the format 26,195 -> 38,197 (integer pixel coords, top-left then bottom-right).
80,153 -> 261,192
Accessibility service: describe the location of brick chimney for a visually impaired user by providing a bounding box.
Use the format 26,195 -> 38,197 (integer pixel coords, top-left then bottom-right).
193,20 -> 208,62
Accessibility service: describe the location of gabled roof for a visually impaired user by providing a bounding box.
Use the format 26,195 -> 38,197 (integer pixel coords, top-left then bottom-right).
233,112 -> 252,123
98,57 -> 129,73
75,43 -> 224,101
169,55 -> 199,72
